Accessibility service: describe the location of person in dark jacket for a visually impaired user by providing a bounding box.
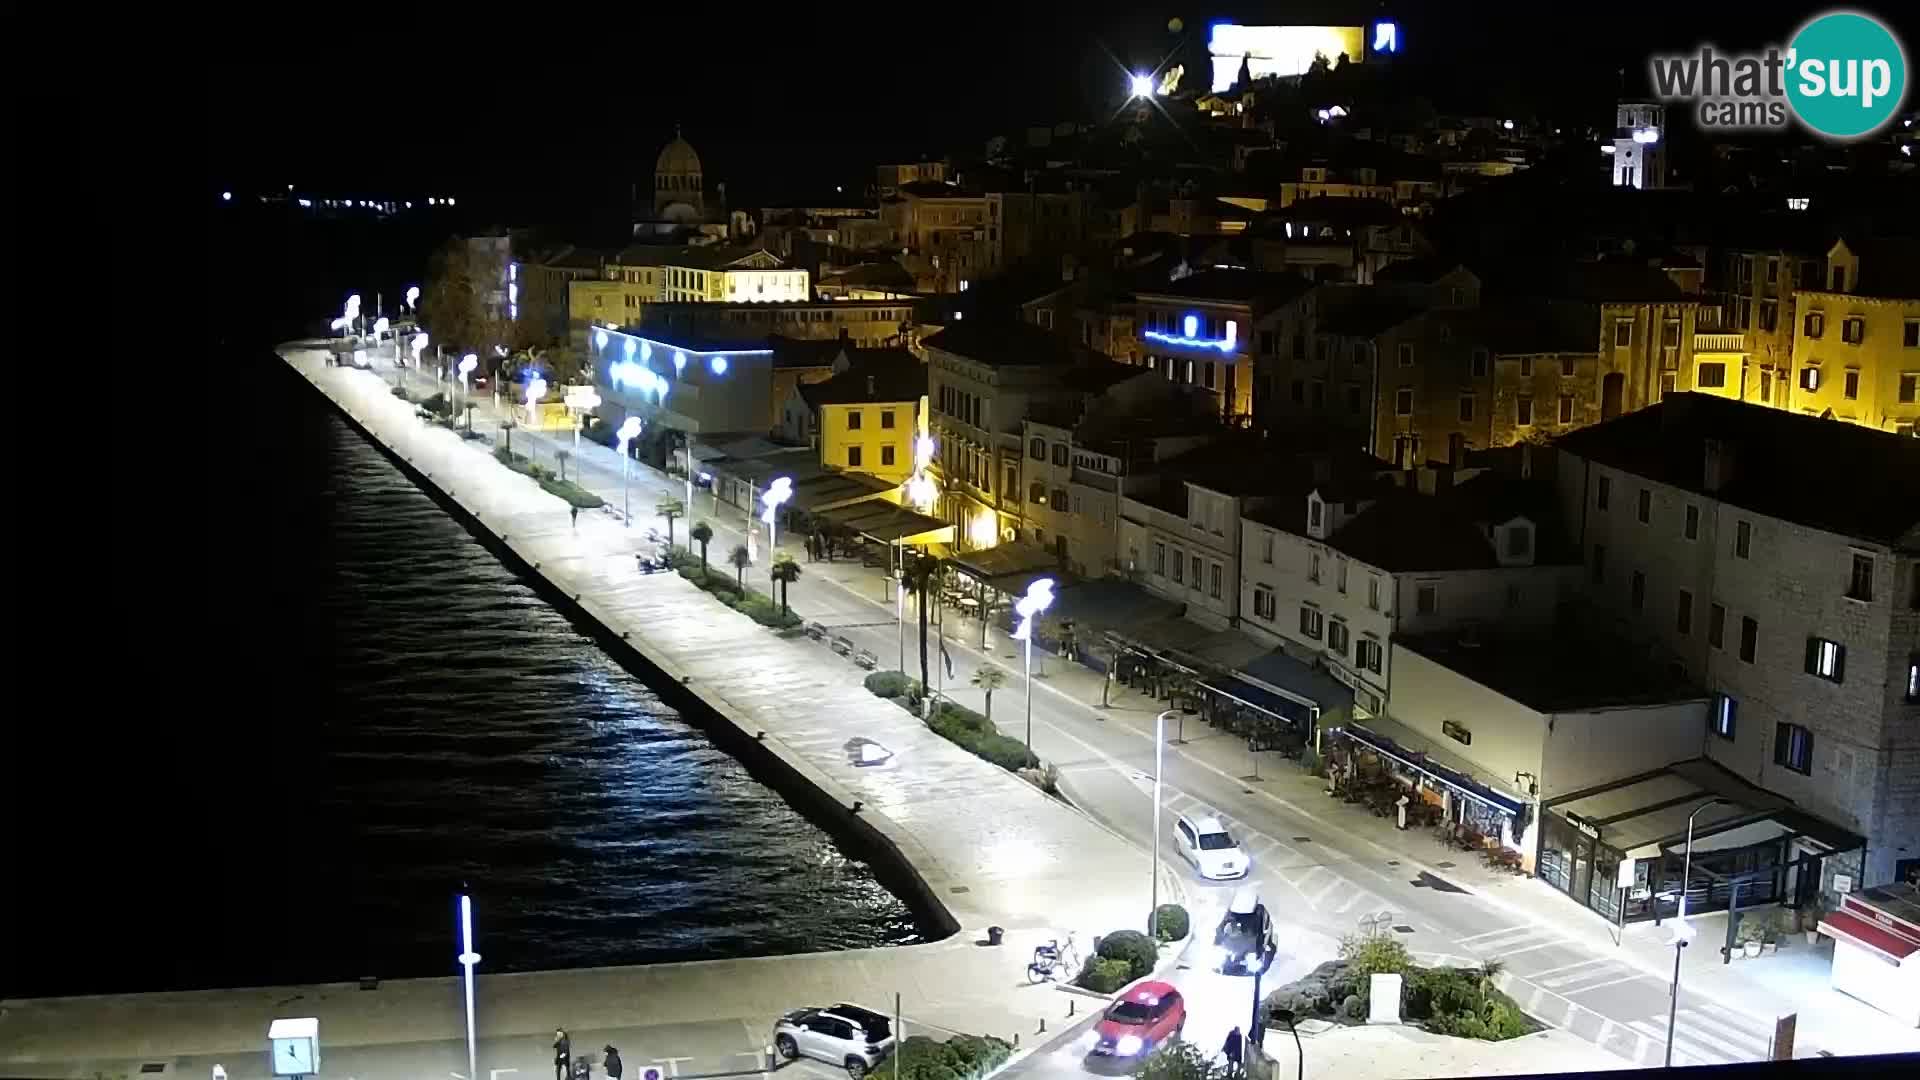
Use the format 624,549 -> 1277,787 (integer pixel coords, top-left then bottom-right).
553,1029 -> 571,1080
602,1046 -> 623,1080
1222,1026 -> 1244,1076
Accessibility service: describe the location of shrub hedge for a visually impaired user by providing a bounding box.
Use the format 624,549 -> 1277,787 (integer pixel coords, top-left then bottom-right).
1152,904 -> 1190,943
925,702 -> 1037,772
865,671 -> 916,698
1096,929 -> 1158,980
886,1034 -> 1011,1080
673,560 -> 802,630
1076,957 -> 1134,994
492,446 -> 604,509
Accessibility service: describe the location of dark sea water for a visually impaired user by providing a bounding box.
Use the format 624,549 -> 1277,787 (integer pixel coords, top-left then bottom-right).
0,347 -> 919,997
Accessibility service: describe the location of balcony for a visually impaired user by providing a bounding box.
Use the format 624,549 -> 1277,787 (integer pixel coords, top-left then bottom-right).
1694,333 -> 1746,353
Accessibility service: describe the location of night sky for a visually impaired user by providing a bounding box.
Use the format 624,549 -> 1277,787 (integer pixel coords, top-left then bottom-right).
198,2 -> 1887,220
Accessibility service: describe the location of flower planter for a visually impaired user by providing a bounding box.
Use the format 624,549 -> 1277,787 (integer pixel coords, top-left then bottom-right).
1743,942 -> 1762,958
1805,929 -> 1820,946
1761,942 -> 1777,956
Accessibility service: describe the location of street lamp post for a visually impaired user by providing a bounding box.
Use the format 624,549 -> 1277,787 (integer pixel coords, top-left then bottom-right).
1011,578 -> 1056,754
616,417 -> 644,526
455,893 -> 481,1080
760,477 -> 793,592
410,333 -> 429,396
458,354 -> 477,425
1663,797 -> 1727,1067
1149,708 -> 1170,936
896,566 -> 906,672
1269,1009 -> 1304,1080
525,376 -> 547,430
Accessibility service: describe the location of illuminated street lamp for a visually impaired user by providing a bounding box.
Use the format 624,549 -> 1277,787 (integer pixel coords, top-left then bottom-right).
525,376 -> 547,428
1129,73 -> 1155,98
572,388 -> 601,451
410,332 -> 429,395
1011,577 -> 1055,753
617,416 -> 644,525
760,477 -> 793,590
405,285 -> 420,313
455,893 -> 481,1080
458,354 -> 478,429
902,434 -> 938,512
1149,707 -> 1170,935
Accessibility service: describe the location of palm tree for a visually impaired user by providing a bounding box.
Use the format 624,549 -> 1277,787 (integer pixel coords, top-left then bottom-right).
555,449 -> 571,483
901,550 -> 938,695
656,496 -> 685,550
727,543 -> 752,588
972,665 -> 1007,724
770,554 -> 803,615
690,521 -> 714,580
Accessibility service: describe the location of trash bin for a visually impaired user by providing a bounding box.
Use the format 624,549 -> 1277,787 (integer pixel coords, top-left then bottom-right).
987,925 -> 1004,946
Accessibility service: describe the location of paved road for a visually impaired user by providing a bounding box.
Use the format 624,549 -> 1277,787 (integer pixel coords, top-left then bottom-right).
391,364 -> 1808,1072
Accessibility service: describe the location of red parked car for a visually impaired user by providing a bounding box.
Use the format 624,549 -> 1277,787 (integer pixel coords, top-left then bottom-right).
1090,980 -> 1185,1058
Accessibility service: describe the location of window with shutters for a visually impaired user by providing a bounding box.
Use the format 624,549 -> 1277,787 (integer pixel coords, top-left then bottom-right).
1847,553 -> 1874,601
1739,616 -> 1759,663
1805,637 -> 1845,682
1774,722 -> 1813,775
1298,606 -> 1323,640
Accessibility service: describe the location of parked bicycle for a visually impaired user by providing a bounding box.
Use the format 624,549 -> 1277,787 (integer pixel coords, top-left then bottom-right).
1026,931 -> 1082,983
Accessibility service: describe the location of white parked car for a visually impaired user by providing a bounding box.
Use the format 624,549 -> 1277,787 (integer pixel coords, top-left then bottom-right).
1174,812 -> 1249,880
773,1004 -> 895,1079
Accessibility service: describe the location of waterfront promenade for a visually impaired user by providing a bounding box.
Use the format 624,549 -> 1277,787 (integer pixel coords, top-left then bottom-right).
0,348 -> 1178,1077
7,348 -> 1914,1080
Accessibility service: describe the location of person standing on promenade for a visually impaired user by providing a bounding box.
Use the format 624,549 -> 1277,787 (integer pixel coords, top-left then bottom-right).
1222,1026 -> 1244,1077
602,1046 -> 623,1080
553,1028 -> 571,1080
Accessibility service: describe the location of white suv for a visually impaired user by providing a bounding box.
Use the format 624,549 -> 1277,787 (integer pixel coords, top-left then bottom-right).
1174,812 -> 1249,880
773,1004 -> 895,1079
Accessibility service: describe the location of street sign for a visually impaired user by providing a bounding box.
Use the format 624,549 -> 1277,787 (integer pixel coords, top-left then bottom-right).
1617,858 -> 1637,889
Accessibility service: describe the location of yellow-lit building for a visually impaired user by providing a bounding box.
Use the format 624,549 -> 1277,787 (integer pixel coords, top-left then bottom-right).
1788,239 -> 1920,435
797,354 -> 928,484
568,245 -> 812,334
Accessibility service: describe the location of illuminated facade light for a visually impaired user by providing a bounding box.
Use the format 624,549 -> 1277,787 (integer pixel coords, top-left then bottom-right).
595,329 -> 609,350
967,510 -> 999,548
1372,21 -> 1398,53
1503,119 -> 1515,130
709,355 -> 728,375
1633,127 -> 1661,144
221,191 -> 232,201
673,350 -> 686,373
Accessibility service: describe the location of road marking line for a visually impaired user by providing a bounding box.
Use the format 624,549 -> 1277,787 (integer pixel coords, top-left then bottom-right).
1565,971 -> 1661,996
1522,955 -> 1613,980
1456,925 -> 1531,945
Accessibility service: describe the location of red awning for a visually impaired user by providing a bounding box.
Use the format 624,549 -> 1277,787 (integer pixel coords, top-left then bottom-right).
1819,911 -> 1919,963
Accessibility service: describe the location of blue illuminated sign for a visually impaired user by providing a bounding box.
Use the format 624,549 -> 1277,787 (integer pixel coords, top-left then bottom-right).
1373,21 -> 1398,54
1143,312 -> 1240,352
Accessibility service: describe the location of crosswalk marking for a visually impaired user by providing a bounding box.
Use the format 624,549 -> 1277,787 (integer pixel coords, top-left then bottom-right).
1524,956 -> 1611,981
1457,924 -> 1531,945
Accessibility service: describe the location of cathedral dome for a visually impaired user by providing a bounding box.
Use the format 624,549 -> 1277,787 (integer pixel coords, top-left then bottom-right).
656,135 -> 702,177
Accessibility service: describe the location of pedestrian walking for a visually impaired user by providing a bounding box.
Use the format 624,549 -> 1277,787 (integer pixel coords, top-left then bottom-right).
1222,1026 -> 1244,1076
553,1028 -> 571,1080
602,1046 -> 623,1080
570,506 -> 579,530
